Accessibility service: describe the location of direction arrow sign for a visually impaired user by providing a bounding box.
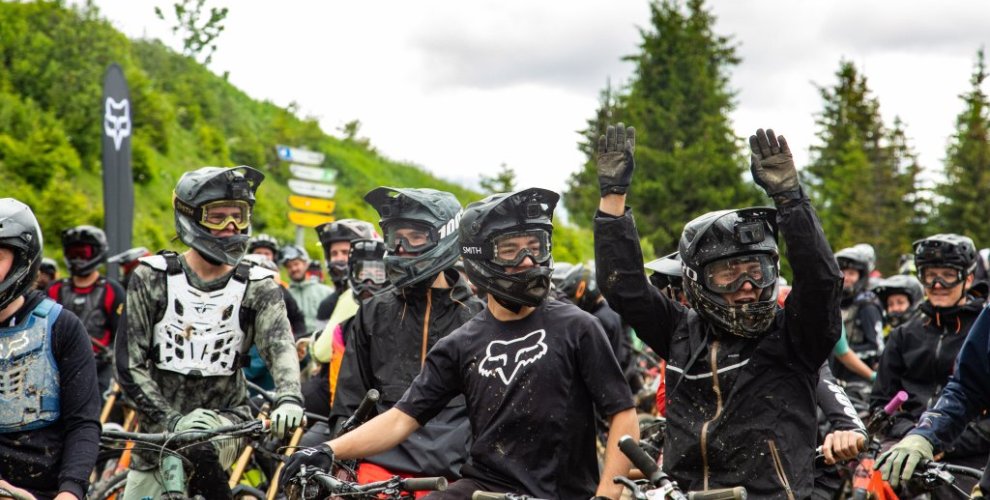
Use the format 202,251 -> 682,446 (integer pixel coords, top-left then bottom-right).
290,164 -> 337,183
288,179 -> 336,199
288,195 -> 336,214
289,211 -> 336,228
275,145 -> 325,166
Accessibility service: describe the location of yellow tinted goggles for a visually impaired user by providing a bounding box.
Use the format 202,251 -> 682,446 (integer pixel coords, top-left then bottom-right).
199,200 -> 252,231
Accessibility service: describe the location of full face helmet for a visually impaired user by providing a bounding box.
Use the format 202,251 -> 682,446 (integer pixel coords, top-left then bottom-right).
835,243 -> 876,298
0,199 -> 43,310
551,262 -> 601,312
315,219 -> 378,286
873,274 -> 925,327
364,187 -> 462,289
172,166 -> 264,266
61,225 -> 109,276
913,234 -> 977,291
460,187 -> 558,311
348,238 -> 389,299
678,207 -> 780,338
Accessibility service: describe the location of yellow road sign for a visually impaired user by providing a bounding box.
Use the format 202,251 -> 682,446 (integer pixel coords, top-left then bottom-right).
288,195 -> 335,214
289,211 -> 336,228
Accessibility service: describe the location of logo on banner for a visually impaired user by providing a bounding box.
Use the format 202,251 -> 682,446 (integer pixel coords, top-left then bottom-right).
104,97 -> 131,151
478,329 -> 548,385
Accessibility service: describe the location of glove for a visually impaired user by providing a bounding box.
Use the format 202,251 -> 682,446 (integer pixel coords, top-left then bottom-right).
271,402 -> 304,439
280,443 -> 334,489
749,128 -> 800,199
874,434 -> 934,488
597,123 -> 636,196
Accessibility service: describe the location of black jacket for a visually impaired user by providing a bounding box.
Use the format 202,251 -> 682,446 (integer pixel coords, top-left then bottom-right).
331,269 -> 484,478
595,198 -> 841,500
871,295 -> 987,440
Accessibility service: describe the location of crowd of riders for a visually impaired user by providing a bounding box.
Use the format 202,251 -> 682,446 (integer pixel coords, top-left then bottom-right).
2,122 -> 990,500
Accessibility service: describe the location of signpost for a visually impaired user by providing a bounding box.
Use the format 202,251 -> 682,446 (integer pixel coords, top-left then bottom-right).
275,145 -> 337,247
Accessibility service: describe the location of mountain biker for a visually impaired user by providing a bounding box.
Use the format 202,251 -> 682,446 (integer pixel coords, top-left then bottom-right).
281,244 -> 333,334
314,219 -> 378,323
247,233 -> 280,263
298,237 -> 391,448
0,199 -> 101,500
872,274 -> 925,331
553,262 -> 632,373
875,300 -> 990,496
283,187 -> 638,499
36,257 -> 58,290
834,244 -> 884,383
870,234 -> 989,477
47,225 -> 125,395
114,166 -> 303,500
327,187 -> 483,485
595,125 -> 842,498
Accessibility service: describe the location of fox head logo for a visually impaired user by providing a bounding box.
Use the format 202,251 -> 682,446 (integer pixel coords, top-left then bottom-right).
104,97 -> 131,151
478,329 -> 548,385
0,332 -> 30,361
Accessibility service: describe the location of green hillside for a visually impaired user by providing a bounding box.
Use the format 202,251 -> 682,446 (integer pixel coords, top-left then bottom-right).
0,1 -> 592,266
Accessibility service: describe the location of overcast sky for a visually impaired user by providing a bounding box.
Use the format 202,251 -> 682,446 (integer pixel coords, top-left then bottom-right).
90,0 -> 990,203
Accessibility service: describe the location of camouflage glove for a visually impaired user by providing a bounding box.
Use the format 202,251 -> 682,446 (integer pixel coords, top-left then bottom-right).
271,401 -> 304,439
597,123 -> 636,197
749,128 -> 800,201
875,434 -> 934,488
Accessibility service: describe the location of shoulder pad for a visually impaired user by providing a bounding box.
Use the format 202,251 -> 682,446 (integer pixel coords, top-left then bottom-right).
248,265 -> 277,281
139,255 -> 168,271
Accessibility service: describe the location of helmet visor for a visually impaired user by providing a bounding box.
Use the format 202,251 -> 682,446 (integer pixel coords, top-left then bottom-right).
491,229 -> 551,267
352,260 -> 388,285
383,221 -> 438,254
703,254 -> 777,294
199,200 -> 251,231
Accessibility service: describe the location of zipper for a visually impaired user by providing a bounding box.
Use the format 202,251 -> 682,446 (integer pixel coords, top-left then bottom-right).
768,439 -> 796,500
930,328 -> 948,407
700,340 -> 722,491
420,288 -> 432,367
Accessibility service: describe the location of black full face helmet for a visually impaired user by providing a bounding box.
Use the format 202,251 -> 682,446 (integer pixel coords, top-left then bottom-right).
172,166 -> 264,266
873,274 -> 925,327
348,238 -> 389,299
61,225 -> 109,276
835,243 -> 876,298
551,262 -> 600,312
315,219 -> 378,285
678,207 -> 780,338
460,187 -> 559,311
364,187 -> 462,289
913,234 -> 977,292
0,199 -> 43,310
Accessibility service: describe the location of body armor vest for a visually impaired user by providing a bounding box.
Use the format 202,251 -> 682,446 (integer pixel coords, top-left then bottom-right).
148,253 -> 252,377
56,277 -> 110,347
841,303 -> 863,345
0,299 -> 62,433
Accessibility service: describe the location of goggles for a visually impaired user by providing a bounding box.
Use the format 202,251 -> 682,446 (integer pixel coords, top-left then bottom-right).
491,229 -> 551,267
199,200 -> 251,231
65,244 -> 95,260
383,221 -> 439,254
702,254 -> 777,294
919,266 -> 964,289
352,260 -> 388,285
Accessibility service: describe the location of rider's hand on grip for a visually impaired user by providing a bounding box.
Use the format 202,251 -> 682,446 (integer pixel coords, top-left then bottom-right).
748,128 -> 800,199
597,123 -> 636,197
280,442 -> 334,489
271,401 -> 304,439
874,434 -> 934,488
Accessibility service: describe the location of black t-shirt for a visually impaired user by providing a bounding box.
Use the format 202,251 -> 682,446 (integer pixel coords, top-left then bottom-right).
395,299 -> 634,499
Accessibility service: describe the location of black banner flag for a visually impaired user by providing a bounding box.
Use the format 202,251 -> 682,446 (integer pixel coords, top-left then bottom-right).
101,63 -> 134,281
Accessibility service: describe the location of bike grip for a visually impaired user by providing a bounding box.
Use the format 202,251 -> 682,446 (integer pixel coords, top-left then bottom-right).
618,435 -> 661,478
353,389 -> 381,422
688,487 -> 747,500
883,391 -> 909,415
401,477 -> 448,492
471,492 -> 508,500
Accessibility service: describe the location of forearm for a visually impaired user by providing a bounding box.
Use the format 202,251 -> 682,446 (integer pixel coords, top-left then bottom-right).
328,408 -> 420,460
838,351 -> 875,380
598,194 -> 626,217
597,407 -> 638,499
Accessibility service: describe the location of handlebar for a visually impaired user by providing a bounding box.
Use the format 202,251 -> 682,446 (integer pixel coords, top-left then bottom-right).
617,435 -> 747,500
687,487 -> 747,500
471,493 -> 545,500
101,419 -> 269,446
339,388 -> 380,435
618,435 -> 663,485
307,471 -> 447,495
246,380 -> 329,424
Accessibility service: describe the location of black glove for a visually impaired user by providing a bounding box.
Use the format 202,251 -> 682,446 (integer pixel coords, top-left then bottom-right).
280,442 -> 335,489
597,123 -> 636,196
749,128 -> 800,201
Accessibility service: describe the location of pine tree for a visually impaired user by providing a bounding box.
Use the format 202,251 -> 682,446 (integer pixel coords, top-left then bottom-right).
804,61 -> 922,273
479,163 -> 517,194
564,0 -> 759,255
939,49 -> 990,248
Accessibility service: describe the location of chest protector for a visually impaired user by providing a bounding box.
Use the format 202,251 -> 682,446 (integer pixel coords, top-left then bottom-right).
841,303 -> 863,344
57,277 -> 109,345
148,253 -> 256,377
0,299 -> 62,433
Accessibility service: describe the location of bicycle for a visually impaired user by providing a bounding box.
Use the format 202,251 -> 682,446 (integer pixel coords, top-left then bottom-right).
89,418 -> 272,500
616,435 -> 747,500
908,460 -> 985,498
284,466 -> 447,500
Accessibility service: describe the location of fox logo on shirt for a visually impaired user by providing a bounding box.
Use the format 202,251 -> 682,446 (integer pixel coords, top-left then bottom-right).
478,329 -> 548,385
